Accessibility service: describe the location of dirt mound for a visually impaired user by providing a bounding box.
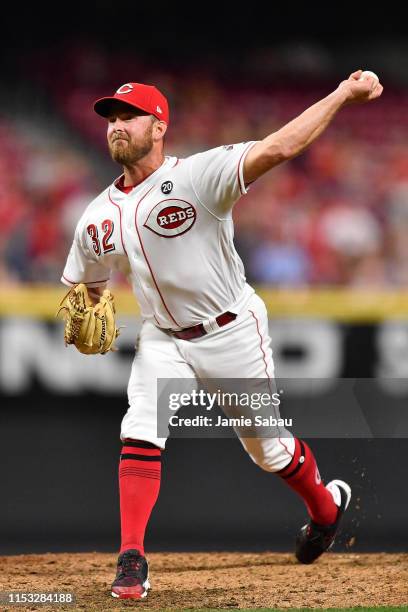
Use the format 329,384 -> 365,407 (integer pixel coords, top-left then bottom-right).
0,551 -> 407,610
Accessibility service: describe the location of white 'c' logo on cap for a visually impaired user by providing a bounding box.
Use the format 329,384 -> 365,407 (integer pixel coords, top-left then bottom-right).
116,83 -> 133,95
156,105 -> 162,114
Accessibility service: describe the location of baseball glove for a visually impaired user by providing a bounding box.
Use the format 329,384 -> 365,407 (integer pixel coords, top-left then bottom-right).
57,283 -> 119,355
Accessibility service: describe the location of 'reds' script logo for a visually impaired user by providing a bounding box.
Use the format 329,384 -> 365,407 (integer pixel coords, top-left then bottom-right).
144,199 -> 197,237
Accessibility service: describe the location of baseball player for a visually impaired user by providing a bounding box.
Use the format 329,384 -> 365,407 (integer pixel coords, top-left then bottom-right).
60,71 -> 382,599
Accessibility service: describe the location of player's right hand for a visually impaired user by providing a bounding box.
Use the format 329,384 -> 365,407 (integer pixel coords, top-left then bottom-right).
337,69 -> 383,106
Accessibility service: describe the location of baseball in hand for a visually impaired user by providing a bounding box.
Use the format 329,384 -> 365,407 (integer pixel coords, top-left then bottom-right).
358,70 -> 379,85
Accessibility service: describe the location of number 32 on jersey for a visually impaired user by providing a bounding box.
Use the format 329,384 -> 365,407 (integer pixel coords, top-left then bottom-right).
87,220 -> 115,256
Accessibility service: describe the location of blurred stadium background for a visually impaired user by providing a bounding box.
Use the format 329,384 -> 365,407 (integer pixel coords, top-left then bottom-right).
1,5 -> 407,555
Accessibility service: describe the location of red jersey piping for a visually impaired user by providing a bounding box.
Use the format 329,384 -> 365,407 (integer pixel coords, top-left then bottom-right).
134,186 -> 181,328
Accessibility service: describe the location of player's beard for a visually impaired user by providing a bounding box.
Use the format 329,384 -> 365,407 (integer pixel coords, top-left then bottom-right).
109,123 -> 154,166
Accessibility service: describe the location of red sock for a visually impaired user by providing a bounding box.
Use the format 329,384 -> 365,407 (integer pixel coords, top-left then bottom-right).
119,439 -> 161,555
277,438 -> 337,525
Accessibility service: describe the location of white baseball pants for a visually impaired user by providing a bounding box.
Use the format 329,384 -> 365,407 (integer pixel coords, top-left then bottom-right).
121,292 -> 295,472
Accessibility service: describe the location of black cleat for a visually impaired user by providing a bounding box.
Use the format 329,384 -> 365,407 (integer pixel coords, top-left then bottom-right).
111,549 -> 150,599
295,479 -> 352,564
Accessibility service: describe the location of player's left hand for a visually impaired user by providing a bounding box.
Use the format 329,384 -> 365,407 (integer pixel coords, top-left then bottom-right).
337,69 -> 383,106
57,283 -> 119,355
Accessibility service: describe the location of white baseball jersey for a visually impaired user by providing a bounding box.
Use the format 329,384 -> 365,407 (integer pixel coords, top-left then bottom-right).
62,140 -> 295,465
62,141 -> 258,330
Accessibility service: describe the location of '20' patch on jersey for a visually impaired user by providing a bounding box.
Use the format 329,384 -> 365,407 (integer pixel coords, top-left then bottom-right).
144,200 -> 196,237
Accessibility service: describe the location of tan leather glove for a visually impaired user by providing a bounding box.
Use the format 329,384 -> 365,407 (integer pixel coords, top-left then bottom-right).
57,283 -> 119,355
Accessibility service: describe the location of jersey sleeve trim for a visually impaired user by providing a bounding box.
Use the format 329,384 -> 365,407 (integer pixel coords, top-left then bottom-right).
61,274 -> 110,288
237,141 -> 258,195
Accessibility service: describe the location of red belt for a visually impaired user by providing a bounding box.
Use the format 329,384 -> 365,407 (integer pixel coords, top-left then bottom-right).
170,311 -> 237,340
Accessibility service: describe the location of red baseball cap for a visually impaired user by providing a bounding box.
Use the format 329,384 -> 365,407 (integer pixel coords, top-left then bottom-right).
94,82 -> 169,124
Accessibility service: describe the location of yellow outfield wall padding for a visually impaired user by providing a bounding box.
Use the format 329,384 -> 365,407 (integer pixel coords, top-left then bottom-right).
1,285 -> 408,321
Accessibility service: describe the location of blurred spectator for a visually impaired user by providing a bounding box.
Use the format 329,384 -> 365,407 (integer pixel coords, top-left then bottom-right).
249,233 -> 311,286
